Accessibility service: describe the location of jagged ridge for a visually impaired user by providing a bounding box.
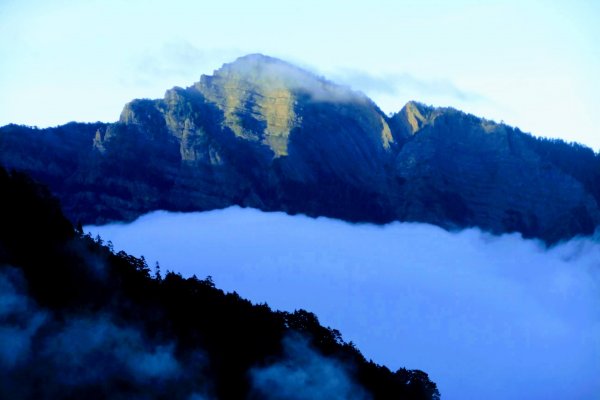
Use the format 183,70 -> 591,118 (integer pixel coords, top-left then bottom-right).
1,54 -> 600,243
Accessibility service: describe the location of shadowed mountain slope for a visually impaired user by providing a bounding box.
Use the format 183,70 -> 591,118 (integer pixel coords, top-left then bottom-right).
2,54 -> 599,243
0,166 -> 440,399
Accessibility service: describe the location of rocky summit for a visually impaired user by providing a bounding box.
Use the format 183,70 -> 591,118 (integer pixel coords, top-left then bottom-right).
2,54 -> 600,243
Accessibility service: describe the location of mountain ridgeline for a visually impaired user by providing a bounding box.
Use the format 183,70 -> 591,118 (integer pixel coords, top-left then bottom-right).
2,54 -> 600,243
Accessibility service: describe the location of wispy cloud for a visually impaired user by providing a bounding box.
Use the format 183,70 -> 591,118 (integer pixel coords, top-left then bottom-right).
126,42 -> 242,87
330,68 -> 485,103
126,47 -> 483,108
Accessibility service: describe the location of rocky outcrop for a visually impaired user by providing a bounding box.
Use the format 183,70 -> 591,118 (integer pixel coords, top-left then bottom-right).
1,54 -> 599,244
390,105 -> 600,242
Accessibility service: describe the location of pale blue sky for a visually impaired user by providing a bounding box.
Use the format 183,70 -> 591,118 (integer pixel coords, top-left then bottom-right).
1,0 -> 599,149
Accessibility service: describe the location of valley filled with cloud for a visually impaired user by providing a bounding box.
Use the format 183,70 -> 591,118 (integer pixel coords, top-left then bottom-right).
88,207 -> 600,400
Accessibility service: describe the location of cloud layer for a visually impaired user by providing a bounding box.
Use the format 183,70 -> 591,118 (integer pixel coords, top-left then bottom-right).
87,207 -> 600,400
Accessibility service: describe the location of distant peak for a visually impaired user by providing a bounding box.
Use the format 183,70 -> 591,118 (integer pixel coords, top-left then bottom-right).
399,101 -> 436,134
192,54 -> 378,157
403,101 -> 434,115
196,53 -> 369,105
217,54 -> 292,74
231,53 -> 289,65
209,53 -> 320,88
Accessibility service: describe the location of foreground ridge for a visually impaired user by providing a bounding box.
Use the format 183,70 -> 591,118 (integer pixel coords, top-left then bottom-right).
0,166 -> 440,399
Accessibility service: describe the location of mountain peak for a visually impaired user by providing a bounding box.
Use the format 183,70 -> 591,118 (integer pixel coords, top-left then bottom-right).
387,101 -> 438,139
401,101 -> 436,134
192,54 -> 377,156
227,53 -> 293,67
2,54 -> 600,244
205,53 -> 320,89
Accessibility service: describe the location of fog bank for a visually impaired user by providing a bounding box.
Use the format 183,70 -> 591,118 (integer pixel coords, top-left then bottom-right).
87,207 -> 600,399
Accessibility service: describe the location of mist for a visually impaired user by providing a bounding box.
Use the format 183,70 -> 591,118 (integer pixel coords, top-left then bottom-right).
250,334 -> 370,400
87,207 -> 600,400
0,266 -> 213,399
329,68 -> 484,103
223,54 -> 368,106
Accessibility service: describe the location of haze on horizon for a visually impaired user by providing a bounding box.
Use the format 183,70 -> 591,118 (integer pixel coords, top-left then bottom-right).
1,0 -> 599,150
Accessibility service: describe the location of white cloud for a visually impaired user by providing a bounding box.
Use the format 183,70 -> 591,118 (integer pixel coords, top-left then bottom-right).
87,207 -> 600,400
330,69 -> 485,103
128,42 -> 242,88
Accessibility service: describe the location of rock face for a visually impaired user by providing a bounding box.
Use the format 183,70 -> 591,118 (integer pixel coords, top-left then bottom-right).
390,104 -> 600,240
2,54 -> 600,243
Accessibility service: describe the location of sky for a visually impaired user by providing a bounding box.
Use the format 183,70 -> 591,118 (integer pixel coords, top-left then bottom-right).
87,208 -> 600,400
1,0 -> 599,149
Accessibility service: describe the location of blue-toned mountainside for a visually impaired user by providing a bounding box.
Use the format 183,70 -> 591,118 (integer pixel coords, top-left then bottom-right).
0,166 -> 440,399
2,54 -> 599,243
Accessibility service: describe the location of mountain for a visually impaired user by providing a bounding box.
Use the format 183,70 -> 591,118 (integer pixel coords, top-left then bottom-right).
2,53 -> 600,243
0,166 -> 440,399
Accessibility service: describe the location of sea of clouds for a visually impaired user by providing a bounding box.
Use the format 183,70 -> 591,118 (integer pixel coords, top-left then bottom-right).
87,207 -> 600,400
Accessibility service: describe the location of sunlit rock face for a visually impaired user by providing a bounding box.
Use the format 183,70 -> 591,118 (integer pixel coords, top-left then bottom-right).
1,54 -> 600,243
193,54 -> 303,156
